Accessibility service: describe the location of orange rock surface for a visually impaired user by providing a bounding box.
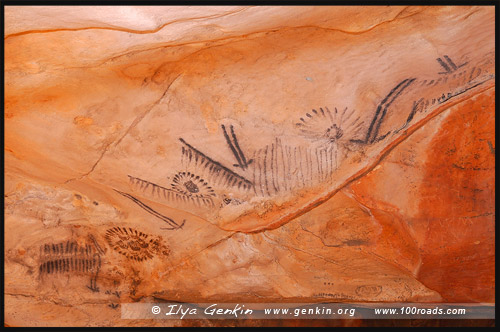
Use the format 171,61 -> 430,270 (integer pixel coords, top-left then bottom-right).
4,5 -> 495,327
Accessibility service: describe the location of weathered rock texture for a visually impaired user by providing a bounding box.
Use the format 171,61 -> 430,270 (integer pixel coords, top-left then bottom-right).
4,6 -> 495,327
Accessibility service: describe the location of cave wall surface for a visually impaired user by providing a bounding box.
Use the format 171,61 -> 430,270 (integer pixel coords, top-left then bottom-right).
4,6 -> 495,327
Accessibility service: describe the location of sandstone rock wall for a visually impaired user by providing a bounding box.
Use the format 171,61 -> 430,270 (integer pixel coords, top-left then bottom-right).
4,6 -> 495,326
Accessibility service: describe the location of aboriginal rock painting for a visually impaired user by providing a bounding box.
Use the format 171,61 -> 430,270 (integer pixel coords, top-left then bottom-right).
39,240 -> 101,292
113,189 -> 185,230
117,53 -> 494,222
127,172 -> 216,208
105,226 -> 170,261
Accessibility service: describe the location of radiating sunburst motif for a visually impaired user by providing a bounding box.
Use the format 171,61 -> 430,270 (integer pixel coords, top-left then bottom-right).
105,227 -> 170,261
171,171 -> 216,202
295,107 -> 364,145
126,171 -> 217,208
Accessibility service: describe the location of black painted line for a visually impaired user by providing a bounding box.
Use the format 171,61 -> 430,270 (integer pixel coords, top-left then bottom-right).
274,139 -> 280,192
281,144 -> 287,190
444,55 -> 458,70
114,190 -> 184,230
179,138 -> 252,186
342,107 -> 354,125
315,148 -> 320,183
329,145 -> 333,176
437,77 -> 490,104
346,115 -> 360,132
324,147 -> 329,181
396,97 -> 425,133
279,139 -> 286,192
298,146 -> 304,188
263,145 -> 270,196
339,106 -> 348,125
292,146 -> 297,188
326,107 -> 334,124
222,124 -> 244,169
271,142 -> 278,193
318,148 -> 323,181
370,78 -> 416,143
309,148 -> 314,184
365,79 -> 411,143
351,120 -> 364,134
281,142 -> 286,192
437,57 -> 452,73
305,147 -> 311,185
258,149 -> 264,196
323,147 -> 328,180
229,125 -> 249,168
286,145 -> 292,188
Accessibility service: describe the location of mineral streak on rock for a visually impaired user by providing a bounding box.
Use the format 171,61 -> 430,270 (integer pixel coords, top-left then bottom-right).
4,5 -> 495,327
